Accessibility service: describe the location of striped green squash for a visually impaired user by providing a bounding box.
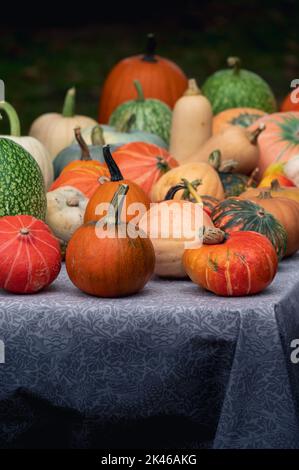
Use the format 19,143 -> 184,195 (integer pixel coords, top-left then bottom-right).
211,198 -> 287,260
109,80 -> 172,144
0,138 -> 46,219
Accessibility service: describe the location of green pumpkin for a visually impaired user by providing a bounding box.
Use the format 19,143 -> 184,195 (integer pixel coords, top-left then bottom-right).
53,126 -> 120,178
211,197 -> 287,260
209,150 -> 257,197
202,57 -> 277,115
0,138 -> 46,219
108,80 -> 172,144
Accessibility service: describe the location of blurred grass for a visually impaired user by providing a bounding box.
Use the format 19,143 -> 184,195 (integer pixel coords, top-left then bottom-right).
0,0 -> 298,133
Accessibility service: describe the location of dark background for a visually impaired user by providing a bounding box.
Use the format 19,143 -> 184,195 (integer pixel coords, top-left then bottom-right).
0,0 -> 298,132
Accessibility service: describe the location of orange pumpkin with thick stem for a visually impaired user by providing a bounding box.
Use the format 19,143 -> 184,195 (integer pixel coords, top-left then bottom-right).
239,189 -> 299,257
183,231 -> 278,296
98,34 -> 187,123
112,141 -> 178,196
84,145 -> 150,223
212,107 -> 266,135
66,184 -> 155,297
240,179 -> 299,204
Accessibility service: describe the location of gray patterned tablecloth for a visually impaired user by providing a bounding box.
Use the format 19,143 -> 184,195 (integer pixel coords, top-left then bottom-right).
0,255 -> 299,449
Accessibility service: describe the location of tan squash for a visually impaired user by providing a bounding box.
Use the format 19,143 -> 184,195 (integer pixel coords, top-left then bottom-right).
151,161 -> 224,202
169,79 -> 212,163
29,88 -> 97,160
186,123 -> 265,174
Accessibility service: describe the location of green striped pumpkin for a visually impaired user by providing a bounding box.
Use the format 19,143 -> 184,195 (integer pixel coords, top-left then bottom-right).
211,198 -> 287,260
109,80 -> 172,144
0,138 -> 46,219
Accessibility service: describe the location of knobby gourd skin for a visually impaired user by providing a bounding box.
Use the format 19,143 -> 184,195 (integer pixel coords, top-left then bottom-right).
183,231 -> 278,297
0,137 -> 46,220
98,33 -> 187,123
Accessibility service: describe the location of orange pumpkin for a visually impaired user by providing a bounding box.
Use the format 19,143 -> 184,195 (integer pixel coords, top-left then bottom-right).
239,189 -> 299,257
84,145 -> 150,223
183,231 -> 278,296
66,184 -> 155,297
112,141 -> 178,196
49,165 -> 109,199
98,34 -> 187,123
240,179 -> 299,203
212,107 -> 266,135
280,89 -> 299,112
248,112 -> 299,178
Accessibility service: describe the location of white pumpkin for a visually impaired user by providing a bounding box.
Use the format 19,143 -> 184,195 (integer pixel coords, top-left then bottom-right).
284,155 -> 299,187
0,100 -> 54,189
46,186 -> 88,242
29,88 -> 97,160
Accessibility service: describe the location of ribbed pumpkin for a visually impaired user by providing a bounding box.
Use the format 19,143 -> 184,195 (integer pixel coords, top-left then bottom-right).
66,184 -> 155,298
238,189 -> 299,257
112,142 -> 178,196
211,197 -> 288,260
0,215 -> 61,294
49,164 -> 109,199
84,145 -> 150,223
240,179 -> 299,203
183,231 -> 278,296
212,107 -> 266,134
109,80 -> 172,144
98,33 -> 187,123
248,112 -> 299,177
151,161 -> 224,202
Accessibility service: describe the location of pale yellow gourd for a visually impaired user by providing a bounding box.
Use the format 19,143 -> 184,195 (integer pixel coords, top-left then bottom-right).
187,123 -> 266,174
169,79 -> 212,163
151,161 -> 224,202
29,88 -> 97,160
46,186 -> 88,242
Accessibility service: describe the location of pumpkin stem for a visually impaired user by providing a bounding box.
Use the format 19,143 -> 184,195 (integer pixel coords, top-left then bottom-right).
66,197 -> 80,207
142,33 -> 157,63
249,123 -> 266,144
104,183 -> 129,226
257,189 -> 273,199
220,160 -> 239,173
246,167 -> 259,187
184,79 -> 202,96
62,87 -> 76,117
74,127 -> 92,161
118,114 -> 136,133
156,156 -> 170,174
181,178 -> 202,203
270,179 -> 281,191
103,145 -> 124,181
208,150 -> 222,170
91,125 -> 105,146
203,227 -> 226,245
164,178 -> 202,202
134,80 -> 145,102
0,101 -> 21,136
227,56 -> 241,74
20,227 -> 30,235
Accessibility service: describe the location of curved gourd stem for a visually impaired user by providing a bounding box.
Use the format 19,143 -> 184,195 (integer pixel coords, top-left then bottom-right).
164,178 -> 202,203
0,101 -> 21,136
91,125 -> 105,146
246,167 -> 259,187
142,33 -> 157,63
134,80 -> 145,102
103,145 -> 124,181
227,56 -> 241,75
249,123 -> 266,144
104,184 -> 129,226
62,87 -> 76,117
184,79 -> 202,96
74,127 -> 92,161
208,150 -> 222,170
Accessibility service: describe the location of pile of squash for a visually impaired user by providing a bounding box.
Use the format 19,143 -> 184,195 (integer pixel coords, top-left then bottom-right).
1,38 -> 299,298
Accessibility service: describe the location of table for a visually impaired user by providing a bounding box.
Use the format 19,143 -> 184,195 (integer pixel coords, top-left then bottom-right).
0,255 -> 299,449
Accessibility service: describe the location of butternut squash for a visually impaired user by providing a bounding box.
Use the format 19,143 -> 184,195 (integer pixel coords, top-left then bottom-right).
187,123 -> 265,174
169,79 -> 212,164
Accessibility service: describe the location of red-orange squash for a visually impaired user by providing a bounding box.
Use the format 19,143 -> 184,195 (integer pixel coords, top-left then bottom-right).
66,184 -> 155,297
49,165 -> 109,199
112,142 -> 178,196
84,145 -> 150,223
183,231 -> 278,296
0,215 -> 61,294
98,34 -> 187,123
212,107 -> 266,135
248,112 -> 299,177
280,88 -> 299,112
